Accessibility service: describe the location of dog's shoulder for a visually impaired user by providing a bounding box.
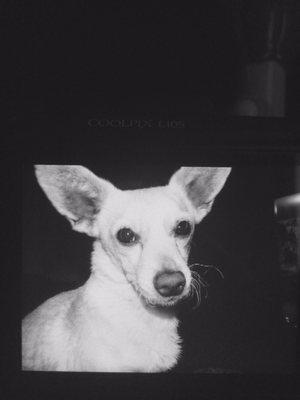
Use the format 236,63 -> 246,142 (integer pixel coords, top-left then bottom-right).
22,288 -> 82,370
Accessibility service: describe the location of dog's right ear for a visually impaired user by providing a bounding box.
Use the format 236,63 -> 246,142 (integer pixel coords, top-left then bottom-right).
168,167 -> 231,223
35,165 -> 117,236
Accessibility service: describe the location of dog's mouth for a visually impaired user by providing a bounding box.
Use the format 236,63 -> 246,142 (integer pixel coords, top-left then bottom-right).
145,290 -> 190,308
133,277 -> 191,309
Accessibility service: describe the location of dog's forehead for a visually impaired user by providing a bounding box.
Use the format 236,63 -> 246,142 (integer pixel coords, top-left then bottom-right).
101,186 -> 193,230
121,186 -> 189,215
106,186 -> 188,216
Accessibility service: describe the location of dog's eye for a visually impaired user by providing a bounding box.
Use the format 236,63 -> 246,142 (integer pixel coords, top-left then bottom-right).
174,220 -> 192,237
116,228 -> 138,245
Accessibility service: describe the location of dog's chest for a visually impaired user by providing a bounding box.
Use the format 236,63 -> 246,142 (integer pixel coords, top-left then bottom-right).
119,314 -> 181,372
83,305 -> 181,372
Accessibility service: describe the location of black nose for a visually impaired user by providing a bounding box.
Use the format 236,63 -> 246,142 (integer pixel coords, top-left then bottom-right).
154,271 -> 186,297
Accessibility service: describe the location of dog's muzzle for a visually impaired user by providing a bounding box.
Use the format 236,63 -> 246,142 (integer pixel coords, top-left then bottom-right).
153,271 -> 186,297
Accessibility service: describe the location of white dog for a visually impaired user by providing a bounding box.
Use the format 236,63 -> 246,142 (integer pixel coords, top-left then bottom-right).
22,165 -> 231,372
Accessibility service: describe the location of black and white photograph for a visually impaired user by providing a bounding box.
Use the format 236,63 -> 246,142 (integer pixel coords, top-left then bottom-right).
22,161 -> 299,374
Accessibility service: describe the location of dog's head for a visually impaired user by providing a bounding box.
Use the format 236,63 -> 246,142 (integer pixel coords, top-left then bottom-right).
35,165 -> 231,307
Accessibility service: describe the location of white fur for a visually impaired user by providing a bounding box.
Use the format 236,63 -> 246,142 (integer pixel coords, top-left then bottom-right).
22,166 -> 231,372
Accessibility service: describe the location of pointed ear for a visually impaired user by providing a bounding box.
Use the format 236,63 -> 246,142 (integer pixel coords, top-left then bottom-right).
169,167 -> 231,223
35,165 -> 117,236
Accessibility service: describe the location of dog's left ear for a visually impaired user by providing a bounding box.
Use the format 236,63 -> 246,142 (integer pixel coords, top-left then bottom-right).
35,165 -> 118,236
168,167 -> 231,222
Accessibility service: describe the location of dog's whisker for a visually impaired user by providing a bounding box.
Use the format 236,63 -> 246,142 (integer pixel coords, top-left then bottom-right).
212,266 -> 224,279
191,271 -> 209,288
190,281 -> 200,309
190,274 -> 207,309
194,286 -> 201,309
189,262 -> 201,269
189,262 -> 225,280
189,261 -> 222,309
188,261 -> 225,309
188,281 -> 196,298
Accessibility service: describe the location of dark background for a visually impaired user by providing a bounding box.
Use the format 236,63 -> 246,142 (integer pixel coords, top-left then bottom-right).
8,1 -> 300,121
22,162 -> 298,373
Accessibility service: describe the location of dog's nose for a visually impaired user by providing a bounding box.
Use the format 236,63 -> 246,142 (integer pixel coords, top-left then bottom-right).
154,271 -> 186,297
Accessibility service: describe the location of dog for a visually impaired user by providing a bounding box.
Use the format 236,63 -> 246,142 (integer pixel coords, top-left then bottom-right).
22,165 -> 231,372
